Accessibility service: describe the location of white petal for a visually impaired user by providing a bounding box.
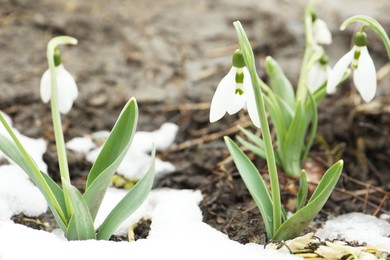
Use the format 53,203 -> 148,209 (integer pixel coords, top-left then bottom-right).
326,47 -> 355,94
241,68 -> 260,128
244,84 -> 260,128
39,69 -> 51,103
209,67 -> 236,122
56,65 -> 78,114
308,63 -> 329,93
353,47 -> 376,102
313,19 -> 332,45
226,91 -> 246,115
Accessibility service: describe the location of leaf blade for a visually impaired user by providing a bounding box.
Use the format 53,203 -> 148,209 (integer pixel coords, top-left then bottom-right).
96,148 -> 156,240
65,183 -> 96,240
224,136 -> 274,239
272,160 -> 343,241
84,98 -> 138,220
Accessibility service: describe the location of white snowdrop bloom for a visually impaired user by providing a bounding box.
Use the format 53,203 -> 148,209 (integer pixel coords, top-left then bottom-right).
326,32 -> 376,102
308,55 -> 331,93
40,64 -> 78,114
209,50 -> 260,128
312,17 -> 332,45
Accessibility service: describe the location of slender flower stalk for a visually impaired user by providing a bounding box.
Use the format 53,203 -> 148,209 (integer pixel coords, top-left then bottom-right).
233,21 -> 282,235
45,36 -> 78,216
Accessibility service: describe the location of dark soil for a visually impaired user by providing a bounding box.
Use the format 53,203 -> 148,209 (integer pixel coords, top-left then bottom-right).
1,0 -> 389,244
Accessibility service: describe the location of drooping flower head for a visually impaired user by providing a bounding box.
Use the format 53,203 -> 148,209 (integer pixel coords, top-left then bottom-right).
40,48 -> 78,114
326,31 -> 376,102
209,49 -> 260,128
312,13 -> 332,45
308,54 -> 331,93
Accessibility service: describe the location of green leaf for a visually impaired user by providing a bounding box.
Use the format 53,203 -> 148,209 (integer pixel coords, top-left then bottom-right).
301,91 -> 318,162
224,136 -> 274,239
65,182 -> 96,240
0,130 -> 67,230
265,56 -> 296,111
296,170 -> 308,211
263,95 -> 287,152
84,98 -> 138,220
272,160 -> 343,241
236,135 -> 266,160
280,101 -> 306,176
236,128 -> 281,165
96,148 -> 156,240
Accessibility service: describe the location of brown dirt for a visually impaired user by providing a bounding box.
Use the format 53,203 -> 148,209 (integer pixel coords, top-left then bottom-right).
1,0 -> 389,244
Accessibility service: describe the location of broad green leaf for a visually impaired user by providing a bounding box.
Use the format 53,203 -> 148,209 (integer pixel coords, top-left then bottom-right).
84,98 -> 138,220
296,170 -> 308,211
65,182 -> 96,240
96,148 -> 156,240
0,132 -> 67,230
265,56 -> 296,111
272,160 -> 343,241
224,136 -> 274,239
280,101 -> 306,177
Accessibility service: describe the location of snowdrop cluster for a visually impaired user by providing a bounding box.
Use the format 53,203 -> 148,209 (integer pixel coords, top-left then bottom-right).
208,1 -> 389,244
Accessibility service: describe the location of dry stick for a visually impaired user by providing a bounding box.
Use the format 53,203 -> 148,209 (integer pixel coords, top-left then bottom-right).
162,102 -> 210,112
168,120 -> 253,152
376,61 -> 390,81
332,187 -> 389,215
373,194 -> 389,216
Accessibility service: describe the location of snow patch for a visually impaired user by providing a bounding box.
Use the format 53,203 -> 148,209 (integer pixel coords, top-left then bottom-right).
316,212 -> 390,251
66,122 -> 178,180
0,165 -> 47,220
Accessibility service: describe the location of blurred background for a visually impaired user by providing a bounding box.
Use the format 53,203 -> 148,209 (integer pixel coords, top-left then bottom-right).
1,0 -> 389,107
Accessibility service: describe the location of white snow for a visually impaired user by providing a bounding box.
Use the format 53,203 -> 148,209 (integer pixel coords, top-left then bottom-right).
0,165 -> 47,220
0,112 -> 47,172
0,112 -> 389,260
316,212 -> 390,251
0,188 -> 299,260
67,122 -> 178,180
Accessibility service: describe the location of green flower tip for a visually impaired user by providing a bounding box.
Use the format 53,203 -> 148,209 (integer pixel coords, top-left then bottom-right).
54,48 -> 62,67
319,54 -> 329,65
354,32 -> 367,47
311,12 -> 318,22
232,49 -> 246,68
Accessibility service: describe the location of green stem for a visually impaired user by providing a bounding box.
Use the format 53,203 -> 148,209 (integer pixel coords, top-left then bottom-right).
233,21 -> 281,236
296,0 -> 318,102
46,36 -> 77,217
341,15 -> 390,58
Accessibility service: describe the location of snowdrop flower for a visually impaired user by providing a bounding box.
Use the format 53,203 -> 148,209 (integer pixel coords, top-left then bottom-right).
312,14 -> 332,45
308,55 -> 331,93
209,49 -> 260,128
40,52 -> 78,114
326,32 -> 376,102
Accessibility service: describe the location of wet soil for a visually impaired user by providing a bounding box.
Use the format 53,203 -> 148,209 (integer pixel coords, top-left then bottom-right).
1,0 -> 390,244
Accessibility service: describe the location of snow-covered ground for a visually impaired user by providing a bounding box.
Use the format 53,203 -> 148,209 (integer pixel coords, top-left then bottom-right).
0,112 -> 389,260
